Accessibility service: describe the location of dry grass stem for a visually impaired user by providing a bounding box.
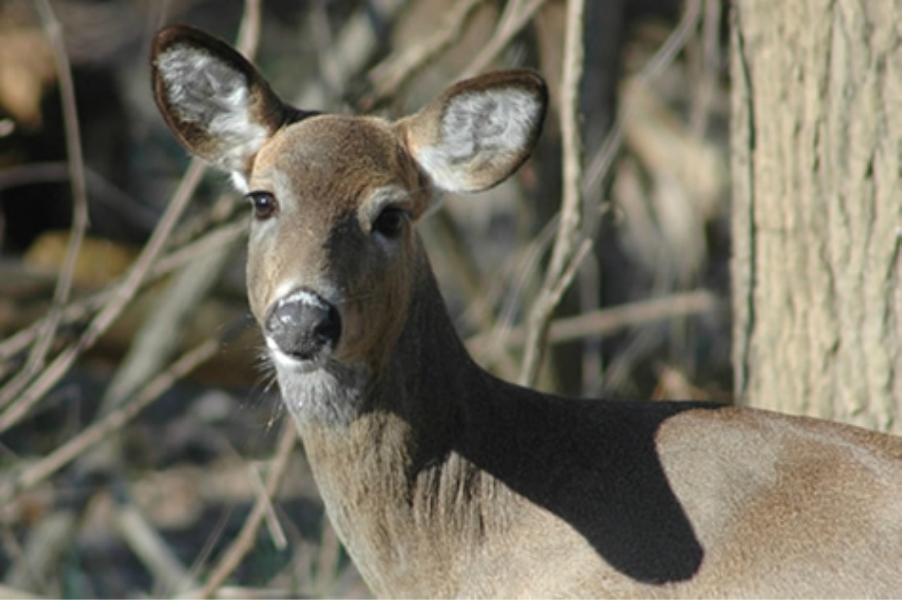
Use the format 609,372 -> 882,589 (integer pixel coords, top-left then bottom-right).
0,218 -> 246,364
366,0 -> 485,106
0,159 -> 205,433
199,422 -> 298,599
468,290 -> 719,351
582,0 -> 702,196
0,0 -> 90,409
0,334 -> 223,503
462,0 -> 549,77
518,0 -> 586,385
114,502 -> 194,593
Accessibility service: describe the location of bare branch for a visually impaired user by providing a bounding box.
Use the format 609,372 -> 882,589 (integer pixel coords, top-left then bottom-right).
198,421 -> 298,599
462,0 -> 550,77
365,0 -> 485,107
235,0 -> 262,57
293,0 -> 411,109
512,0 -> 705,386
0,333 -> 224,503
468,290 -> 719,351
114,502 -> 192,594
582,0 -> 703,196
518,0 -> 586,385
0,219 -> 246,364
0,159 -> 206,432
2,0 -> 90,405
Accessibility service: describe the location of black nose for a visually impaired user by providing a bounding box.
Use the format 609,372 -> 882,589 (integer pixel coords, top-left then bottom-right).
264,289 -> 342,360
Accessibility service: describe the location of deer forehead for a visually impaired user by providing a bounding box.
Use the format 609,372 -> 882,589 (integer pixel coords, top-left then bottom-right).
251,115 -> 422,213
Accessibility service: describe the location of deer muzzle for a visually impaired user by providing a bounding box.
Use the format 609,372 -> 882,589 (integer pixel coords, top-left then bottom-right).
264,288 -> 342,362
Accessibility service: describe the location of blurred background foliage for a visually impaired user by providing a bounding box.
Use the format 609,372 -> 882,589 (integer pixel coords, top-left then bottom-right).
0,0 -> 732,597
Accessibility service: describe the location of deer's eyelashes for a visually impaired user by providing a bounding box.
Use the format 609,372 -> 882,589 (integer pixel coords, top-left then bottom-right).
246,190 -> 279,220
372,206 -> 409,239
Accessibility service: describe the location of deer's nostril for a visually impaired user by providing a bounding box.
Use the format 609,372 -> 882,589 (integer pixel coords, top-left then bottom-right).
313,305 -> 342,345
264,290 -> 342,360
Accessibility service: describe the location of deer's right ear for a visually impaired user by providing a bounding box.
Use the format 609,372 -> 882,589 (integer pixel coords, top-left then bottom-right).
151,25 -> 303,187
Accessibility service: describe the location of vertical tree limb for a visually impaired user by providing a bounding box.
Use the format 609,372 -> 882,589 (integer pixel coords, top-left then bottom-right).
518,0 -> 586,386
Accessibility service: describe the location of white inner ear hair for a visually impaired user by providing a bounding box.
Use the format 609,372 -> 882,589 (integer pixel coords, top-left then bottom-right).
441,88 -> 538,163
156,45 -> 268,174
416,87 -> 539,192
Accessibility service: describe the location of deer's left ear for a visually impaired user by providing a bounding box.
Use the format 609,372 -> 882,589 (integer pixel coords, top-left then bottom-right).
397,70 -> 548,194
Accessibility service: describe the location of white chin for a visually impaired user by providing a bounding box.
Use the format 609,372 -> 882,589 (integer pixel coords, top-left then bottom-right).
266,340 -> 329,375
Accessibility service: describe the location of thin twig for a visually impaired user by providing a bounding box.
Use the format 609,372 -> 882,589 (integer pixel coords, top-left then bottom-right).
474,215 -> 558,367
247,462 -> 288,550
518,0 -> 586,385
234,0 -> 261,57
293,0 -> 410,109
4,509 -> 78,594
365,0 -> 485,107
312,520 -> 342,596
688,0 -> 721,138
307,0 -> 340,99
425,210 -> 520,380
199,421 -> 298,599
2,0 -> 90,404
468,290 -> 719,351
0,161 -> 159,230
0,333 -> 224,503
582,0 -> 702,196
0,584 -> 43,599
101,243 -> 238,412
0,159 -> 206,433
0,218 -> 246,364
0,11 -> 262,592
114,502 -> 192,593
462,0 -> 550,77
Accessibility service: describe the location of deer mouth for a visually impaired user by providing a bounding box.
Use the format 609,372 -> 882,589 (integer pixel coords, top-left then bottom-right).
263,288 -> 342,370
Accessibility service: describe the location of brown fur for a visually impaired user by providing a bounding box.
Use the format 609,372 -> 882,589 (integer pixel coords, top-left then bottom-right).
152,25 -> 902,598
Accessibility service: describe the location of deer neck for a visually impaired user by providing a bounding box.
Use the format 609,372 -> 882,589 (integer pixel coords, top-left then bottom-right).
283,243 -> 503,595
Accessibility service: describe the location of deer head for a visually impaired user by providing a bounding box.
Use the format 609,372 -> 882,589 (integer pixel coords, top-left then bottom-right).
152,25 -> 546,423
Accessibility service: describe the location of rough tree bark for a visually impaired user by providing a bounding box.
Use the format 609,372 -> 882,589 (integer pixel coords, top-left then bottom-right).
731,1 -> 902,433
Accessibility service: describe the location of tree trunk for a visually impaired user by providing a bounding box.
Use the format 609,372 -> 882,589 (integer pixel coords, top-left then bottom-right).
730,1 -> 902,433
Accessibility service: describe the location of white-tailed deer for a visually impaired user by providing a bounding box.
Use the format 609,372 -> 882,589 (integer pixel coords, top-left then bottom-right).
152,25 -> 902,598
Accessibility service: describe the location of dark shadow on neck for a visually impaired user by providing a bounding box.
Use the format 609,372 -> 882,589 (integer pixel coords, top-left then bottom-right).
459,383 -> 720,584
396,257 -> 722,585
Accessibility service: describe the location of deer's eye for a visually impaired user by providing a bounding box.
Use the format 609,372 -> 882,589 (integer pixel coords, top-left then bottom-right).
246,191 -> 278,220
373,207 -> 408,239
